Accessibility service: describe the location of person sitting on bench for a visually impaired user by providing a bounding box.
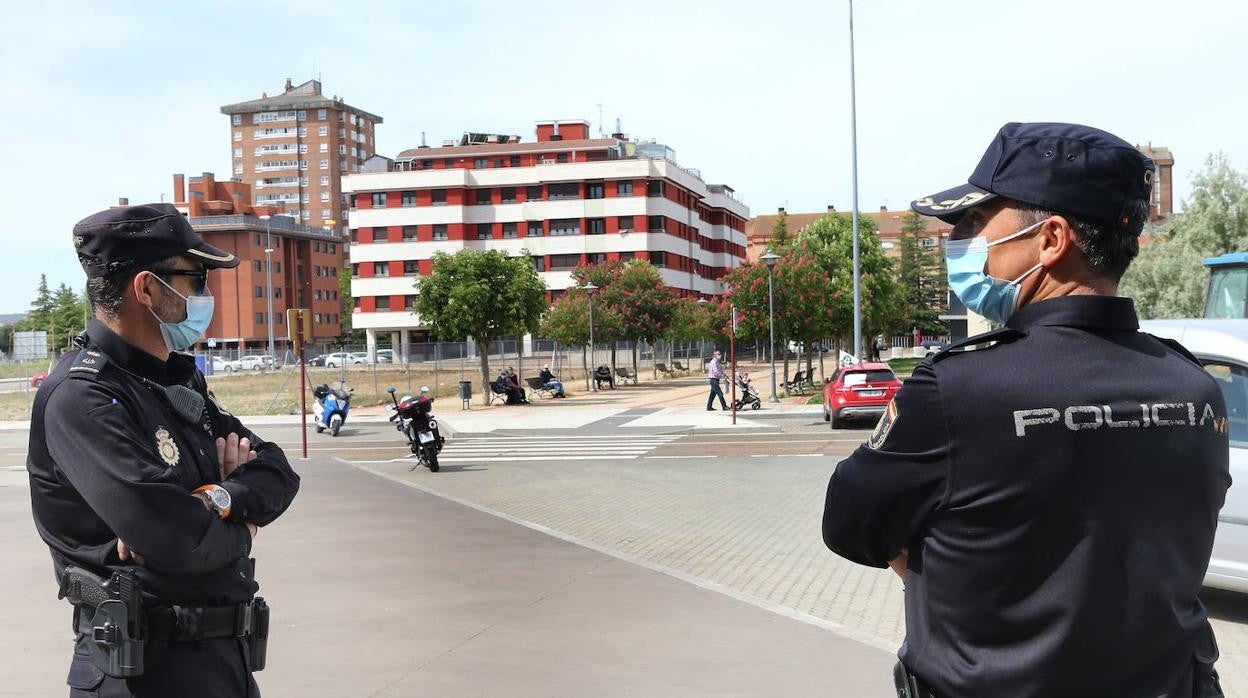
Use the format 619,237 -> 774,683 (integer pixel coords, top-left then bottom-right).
505,367 -> 528,404
539,364 -> 566,397
594,365 -> 615,390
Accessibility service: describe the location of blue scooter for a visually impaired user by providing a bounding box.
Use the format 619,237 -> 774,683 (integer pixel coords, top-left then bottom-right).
312,384 -> 352,437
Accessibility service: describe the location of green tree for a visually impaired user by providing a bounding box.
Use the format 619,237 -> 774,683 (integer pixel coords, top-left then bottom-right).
49,284 -> 87,350
539,291 -> 592,391
797,213 -> 904,359
569,261 -> 626,370
770,210 -> 792,249
1120,153 -> 1248,318
17,274 -> 54,335
895,211 -> 946,334
596,261 -> 677,377
338,267 -> 364,342
415,249 -> 547,404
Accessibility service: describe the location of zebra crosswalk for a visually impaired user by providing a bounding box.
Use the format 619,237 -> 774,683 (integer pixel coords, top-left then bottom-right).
435,434 -> 681,463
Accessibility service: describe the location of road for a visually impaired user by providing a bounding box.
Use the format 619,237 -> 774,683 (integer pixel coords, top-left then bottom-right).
3,414 -> 1248,695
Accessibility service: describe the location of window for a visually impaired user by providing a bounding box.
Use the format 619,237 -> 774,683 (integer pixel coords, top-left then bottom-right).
253,261 -> 263,272
372,227 -> 388,243
255,286 -> 264,298
501,187 -> 517,203
301,193 -> 309,203
494,159 -> 503,167
548,182 -> 579,200
431,189 -> 447,205
474,158 -> 488,168
443,158 -> 453,167
352,263 -> 359,276
376,296 -> 390,311
319,143 -> 328,153
321,192 -> 329,202
233,131 -> 242,141
404,260 -> 419,275
232,114 -> 242,125
432,224 -> 448,240
617,216 -> 634,231
299,145 -> 308,155
273,262 -> 281,273
402,226 -> 418,241
510,156 -> 521,167
318,109 -> 327,120
502,222 -> 518,238
648,215 -> 665,233
548,254 -> 581,270
618,251 -> 635,262
526,185 -> 542,201
314,289 -> 322,300
339,144 -> 347,155
314,313 -> 322,324
647,180 -> 664,197
233,147 -> 242,158
297,110 -> 307,121
313,241 -> 321,253
650,251 -> 666,267
550,219 -> 580,236
319,159 -> 329,170
351,147 -> 357,158
587,218 -> 606,235
406,295 -> 418,310
532,257 -> 545,272
586,182 -> 605,199
526,221 -> 544,237
617,181 -> 633,196
374,262 -> 390,277
588,253 -> 607,265
401,191 -> 417,206
234,165 -> 243,175
354,297 -> 361,310
921,237 -> 937,248
475,189 -> 491,205
477,223 -> 492,240
321,209 -> 331,219
320,175 -> 329,186
371,192 -> 386,207
301,176 -> 309,186
256,312 -> 266,325
556,153 -> 568,163
301,211 -> 310,220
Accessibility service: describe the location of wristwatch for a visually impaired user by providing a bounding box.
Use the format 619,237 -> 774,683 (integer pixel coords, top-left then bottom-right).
193,484 -> 232,520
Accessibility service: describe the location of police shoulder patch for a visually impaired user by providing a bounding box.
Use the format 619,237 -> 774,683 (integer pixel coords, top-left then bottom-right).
155,426 -> 180,467
867,398 -> 899,449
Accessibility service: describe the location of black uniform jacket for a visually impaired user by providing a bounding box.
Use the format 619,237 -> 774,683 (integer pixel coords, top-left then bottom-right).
28,320 -> 300,607
823,296 -> 1230,697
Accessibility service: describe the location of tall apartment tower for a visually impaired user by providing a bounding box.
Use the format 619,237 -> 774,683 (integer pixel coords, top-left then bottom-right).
220,79 -> 383,234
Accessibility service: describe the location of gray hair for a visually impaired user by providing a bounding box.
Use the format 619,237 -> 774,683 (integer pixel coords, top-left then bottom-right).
1014,201 -> 1147,284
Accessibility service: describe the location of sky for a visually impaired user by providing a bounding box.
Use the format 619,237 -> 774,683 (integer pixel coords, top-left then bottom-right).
1,0 -> 1245,314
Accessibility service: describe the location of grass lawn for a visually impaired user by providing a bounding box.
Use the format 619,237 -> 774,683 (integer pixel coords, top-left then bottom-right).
886,357 -> 924,378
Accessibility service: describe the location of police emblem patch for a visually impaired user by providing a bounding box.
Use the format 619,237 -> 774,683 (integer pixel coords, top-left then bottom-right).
867,399 -> 898,450
155,427 -> 180,467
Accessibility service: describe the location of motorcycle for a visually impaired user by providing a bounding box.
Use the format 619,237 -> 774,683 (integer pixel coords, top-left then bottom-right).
312,384 -> 353,437
387,387 -> 444,472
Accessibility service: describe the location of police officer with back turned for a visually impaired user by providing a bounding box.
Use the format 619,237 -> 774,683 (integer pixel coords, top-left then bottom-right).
822,123 -> 1230,697
28,204 -> 300,696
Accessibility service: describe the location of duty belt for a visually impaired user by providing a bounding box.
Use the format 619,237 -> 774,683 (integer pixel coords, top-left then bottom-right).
76,599 -> 264,642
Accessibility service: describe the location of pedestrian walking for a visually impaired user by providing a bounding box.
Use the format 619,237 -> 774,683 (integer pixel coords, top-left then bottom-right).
705,349 -> 728,411
822,123 -> 1229,697
27,203 -> 301,697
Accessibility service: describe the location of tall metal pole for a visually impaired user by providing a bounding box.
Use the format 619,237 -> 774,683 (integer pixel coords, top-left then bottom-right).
767,268 -> 778,403
588,294 -> 596,392
264,219 -> 276,361
849,0 -> 863,361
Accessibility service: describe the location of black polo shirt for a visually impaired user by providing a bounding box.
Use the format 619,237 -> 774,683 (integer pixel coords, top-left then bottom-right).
823,296 -> 1230,696
28,319 -> 300,607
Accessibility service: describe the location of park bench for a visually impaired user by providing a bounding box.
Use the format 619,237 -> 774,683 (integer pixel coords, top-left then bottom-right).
616,367 -> 639,384
783,369 -> 811,395
525,376 -> 556,399
655,363 -> 674,378
672,360 -> 689,374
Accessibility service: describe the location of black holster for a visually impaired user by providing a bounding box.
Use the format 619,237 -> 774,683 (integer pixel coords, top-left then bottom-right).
247,597 -> 270,672
1193,622 -> 1224,697
893,661 -> 938,698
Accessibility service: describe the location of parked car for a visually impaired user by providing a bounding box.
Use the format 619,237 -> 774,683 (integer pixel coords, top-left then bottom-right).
210,356 -> 230,373
351,352 -> 372,365
920,339 -> 950,356
376,349 -> 394,364
228,354 -> 276,372
305,354 -> 328,367
323,352 -> 364,368
1141,318 -> 1248,593
31,372 -> 48,388
823,362 -> 903,429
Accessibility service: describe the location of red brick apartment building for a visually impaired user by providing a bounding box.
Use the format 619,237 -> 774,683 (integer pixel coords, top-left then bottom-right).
171,172 -> 345,354
341,120 -> 750,351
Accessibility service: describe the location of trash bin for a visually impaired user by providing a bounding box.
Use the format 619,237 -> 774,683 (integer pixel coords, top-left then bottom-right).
195,353 -> 210,376
458,380 -> 472,402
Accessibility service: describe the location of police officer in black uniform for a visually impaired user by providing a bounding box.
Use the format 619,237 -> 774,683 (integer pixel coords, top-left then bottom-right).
822,123 -> 1230,697
28,204 -> 300,696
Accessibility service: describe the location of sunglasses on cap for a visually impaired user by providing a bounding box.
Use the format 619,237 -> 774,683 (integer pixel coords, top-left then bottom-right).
149,267 -> 210,295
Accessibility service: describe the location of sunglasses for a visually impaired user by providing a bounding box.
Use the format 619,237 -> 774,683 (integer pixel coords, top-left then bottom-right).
150,268 -> 210,295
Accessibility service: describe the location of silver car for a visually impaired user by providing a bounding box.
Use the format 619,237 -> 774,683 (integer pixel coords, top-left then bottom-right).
1142,318 -> 1248,592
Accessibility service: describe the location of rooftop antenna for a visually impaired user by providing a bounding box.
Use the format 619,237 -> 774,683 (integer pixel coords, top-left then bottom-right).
597,103 -> 604,137
615,117 -> 621,136
421,131 -> 427,147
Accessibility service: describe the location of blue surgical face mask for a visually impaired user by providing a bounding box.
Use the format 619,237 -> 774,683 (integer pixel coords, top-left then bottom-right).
944,220 -> 1046,325
149,274 -> 214,353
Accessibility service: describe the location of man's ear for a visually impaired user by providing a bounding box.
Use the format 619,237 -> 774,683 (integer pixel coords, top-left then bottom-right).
1038,215 -> 1077,270
131,271 -> 157,311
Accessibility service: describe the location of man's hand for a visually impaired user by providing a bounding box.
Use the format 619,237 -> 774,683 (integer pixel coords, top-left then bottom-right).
215,432 -> 257,480
117,539 -> 146,566
889,549 -> 909,581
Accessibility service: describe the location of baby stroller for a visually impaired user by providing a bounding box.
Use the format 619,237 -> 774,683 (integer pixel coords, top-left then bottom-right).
733,372 -> 762,411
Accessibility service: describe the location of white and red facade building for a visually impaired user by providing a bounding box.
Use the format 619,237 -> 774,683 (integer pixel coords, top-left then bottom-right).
342,120 -> 749,351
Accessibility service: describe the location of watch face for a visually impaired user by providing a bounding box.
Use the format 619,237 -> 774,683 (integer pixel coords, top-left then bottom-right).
208,486 -> 231,511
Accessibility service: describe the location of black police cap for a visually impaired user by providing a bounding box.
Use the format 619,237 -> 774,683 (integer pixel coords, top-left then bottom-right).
73,203 -> 240,278
911,122 -> 1156,234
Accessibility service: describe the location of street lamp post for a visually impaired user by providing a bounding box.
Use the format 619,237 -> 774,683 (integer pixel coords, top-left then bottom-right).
761,250 -> 781,403
584,283 -> 598,392
259,215 -> 276,363
696,297 -> 708,370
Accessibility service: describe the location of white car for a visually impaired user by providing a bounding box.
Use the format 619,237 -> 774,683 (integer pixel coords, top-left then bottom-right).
1142,318 -> 1248,592
228,354 -> 276,372
210,356 -> 230,373
323,352 -> 364,368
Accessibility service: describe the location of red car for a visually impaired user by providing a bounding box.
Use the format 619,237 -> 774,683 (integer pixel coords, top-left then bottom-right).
31,372 -> 48,388
823,362 -> 902,429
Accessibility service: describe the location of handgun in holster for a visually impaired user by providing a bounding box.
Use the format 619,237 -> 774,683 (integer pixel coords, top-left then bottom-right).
58,566 -> 146,678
